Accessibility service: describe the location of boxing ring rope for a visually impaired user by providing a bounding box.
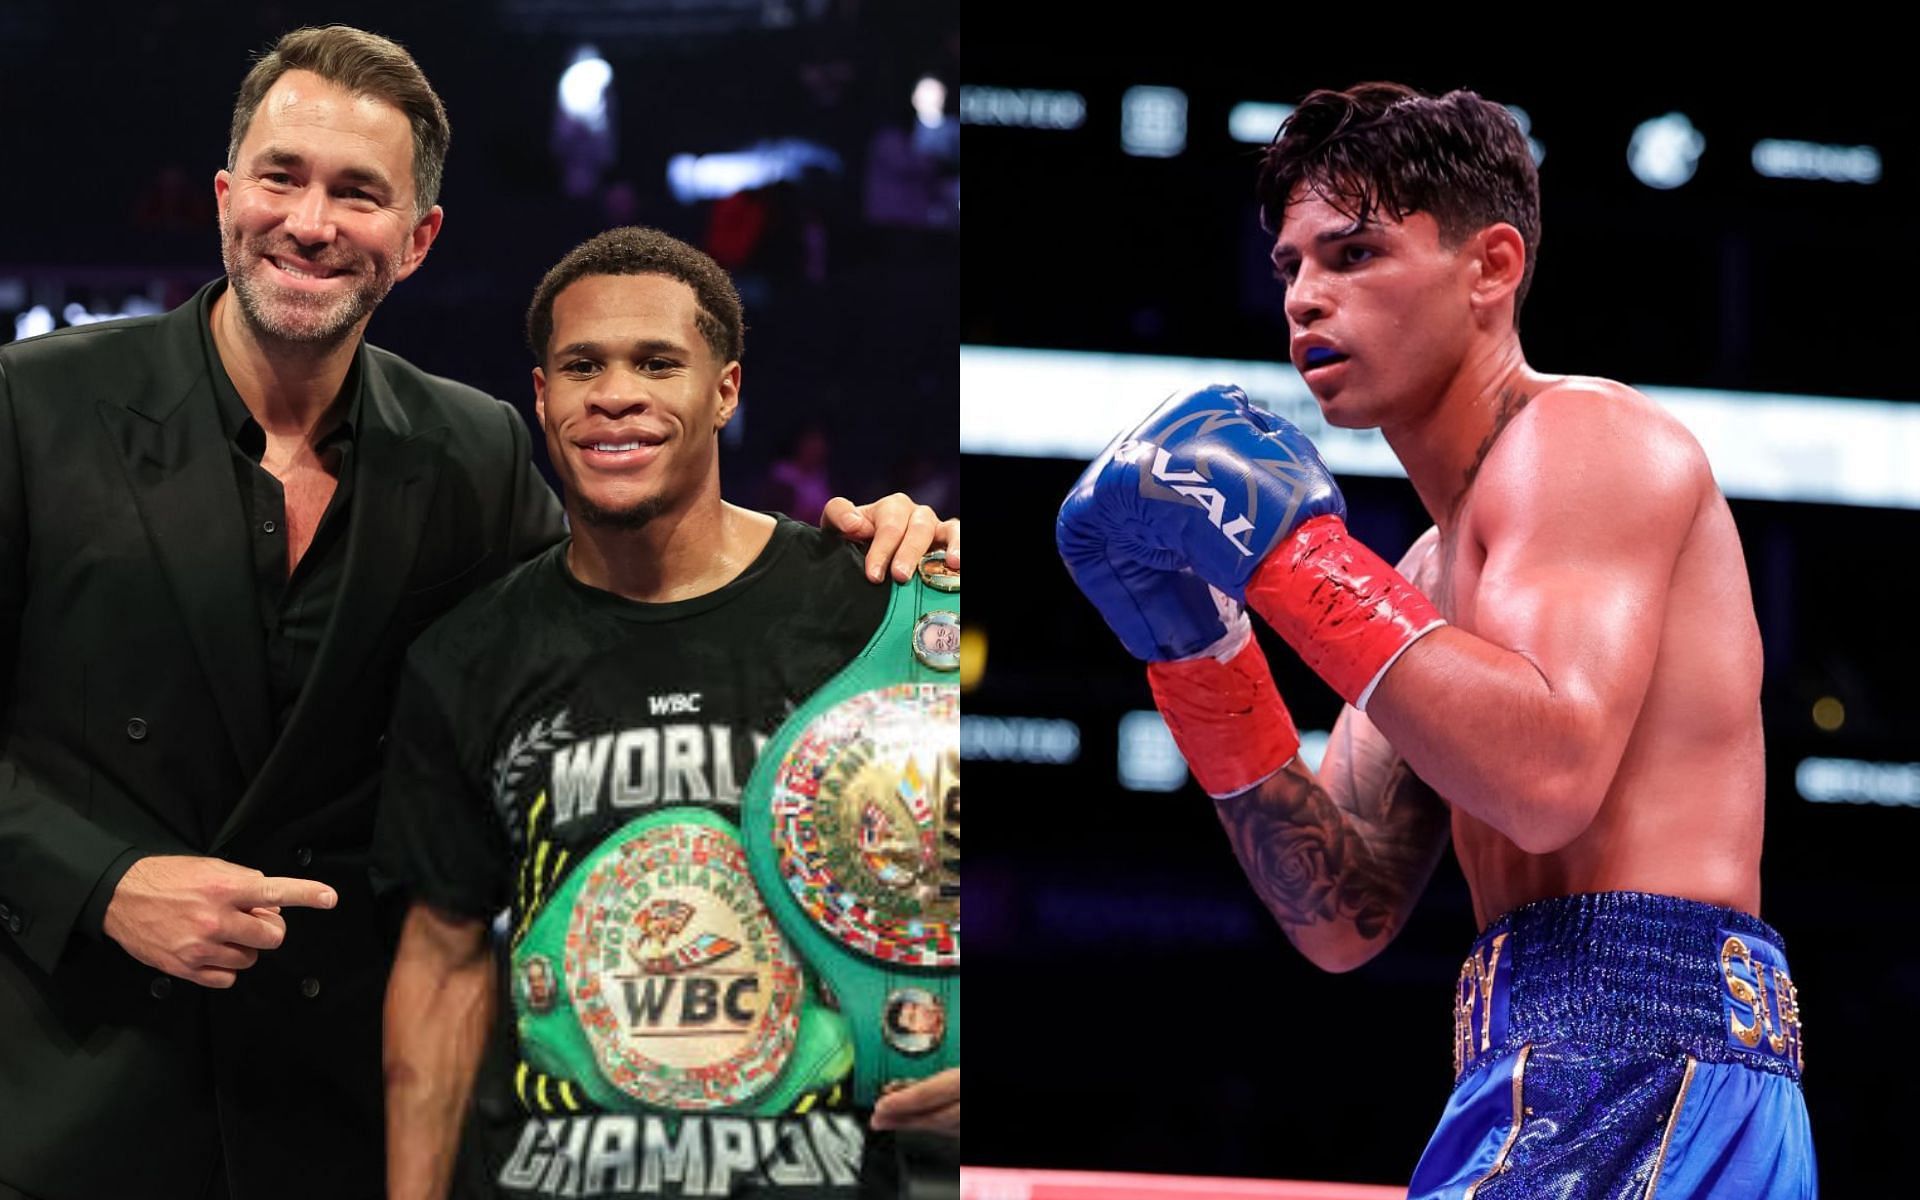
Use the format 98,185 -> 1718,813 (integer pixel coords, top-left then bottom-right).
961,1168 -> 1406,1199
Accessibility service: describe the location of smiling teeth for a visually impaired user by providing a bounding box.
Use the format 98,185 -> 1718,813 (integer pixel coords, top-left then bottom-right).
591,442 -> 642,451
273,258 -> 330,280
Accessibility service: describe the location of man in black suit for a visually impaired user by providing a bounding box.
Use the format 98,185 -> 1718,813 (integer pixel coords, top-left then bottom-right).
0,25 -> 953,1200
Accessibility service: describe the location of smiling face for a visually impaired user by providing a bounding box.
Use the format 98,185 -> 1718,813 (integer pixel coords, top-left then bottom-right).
533,272 -> 741,530
1270,182 -> 1482,430
215,69 -> 440,347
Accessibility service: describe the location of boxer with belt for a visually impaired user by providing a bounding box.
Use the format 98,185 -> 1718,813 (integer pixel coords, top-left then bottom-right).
376,227 -> 958,1200
1058,82 -> 1814,1198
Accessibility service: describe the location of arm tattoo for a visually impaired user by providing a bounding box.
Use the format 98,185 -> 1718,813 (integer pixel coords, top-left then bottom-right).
1213,759 -> 1449,942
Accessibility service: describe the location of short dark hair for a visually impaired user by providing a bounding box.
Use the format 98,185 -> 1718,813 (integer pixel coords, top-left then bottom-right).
1256,82 -> 1541,325
526,227 -> 746,365
229,25 -> 451,218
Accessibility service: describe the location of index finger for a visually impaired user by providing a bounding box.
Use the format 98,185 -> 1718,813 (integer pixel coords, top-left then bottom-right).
243,877 -> 337,910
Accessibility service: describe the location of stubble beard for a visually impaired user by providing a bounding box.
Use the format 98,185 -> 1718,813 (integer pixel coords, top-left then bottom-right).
220,216 -> 402,349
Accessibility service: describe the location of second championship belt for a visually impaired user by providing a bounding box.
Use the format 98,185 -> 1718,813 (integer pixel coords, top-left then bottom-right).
743,552 -> 960,1105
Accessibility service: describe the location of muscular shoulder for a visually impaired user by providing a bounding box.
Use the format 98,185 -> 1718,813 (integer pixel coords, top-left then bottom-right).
1472,376 -> 1712,540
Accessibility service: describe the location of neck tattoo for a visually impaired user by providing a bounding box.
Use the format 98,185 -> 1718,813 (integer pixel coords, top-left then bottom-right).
1448,385 -> 1534,520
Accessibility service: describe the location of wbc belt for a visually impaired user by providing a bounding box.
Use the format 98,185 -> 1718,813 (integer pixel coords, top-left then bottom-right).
743,552 -> 961,1106
509,805 -> 855,1115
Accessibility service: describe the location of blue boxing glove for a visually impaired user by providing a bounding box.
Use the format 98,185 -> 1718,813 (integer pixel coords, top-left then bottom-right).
1055,506 -> 1238,662
1057,383 -> 1345,603
1056,400 -> 1303,798
1062,383 -> 1445,713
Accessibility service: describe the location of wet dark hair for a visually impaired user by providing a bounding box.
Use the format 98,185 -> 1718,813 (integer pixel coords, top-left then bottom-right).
1256,82 -> 1541,326
525,226 -> 745,364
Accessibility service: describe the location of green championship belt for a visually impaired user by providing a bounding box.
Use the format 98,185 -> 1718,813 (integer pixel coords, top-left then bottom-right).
743,553 -> 960,1106
510,805 -> 854,1114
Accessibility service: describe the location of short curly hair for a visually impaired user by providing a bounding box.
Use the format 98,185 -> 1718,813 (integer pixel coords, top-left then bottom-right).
525,226 -> 746,365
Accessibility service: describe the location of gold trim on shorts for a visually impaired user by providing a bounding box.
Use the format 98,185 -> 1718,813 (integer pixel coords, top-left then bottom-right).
1464,1042 -> 1531,1199
1643,1055 -> 1699,1199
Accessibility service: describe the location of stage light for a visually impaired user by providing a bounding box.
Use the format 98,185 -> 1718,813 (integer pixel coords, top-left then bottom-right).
962,716 -> 1080,766
1796,757 -> 1920,808
1812,696 -> 1846,732
1121,86 -> 1187,158
1505,104 -> 1545,166
1752,139 -> 1880,184
666,140 -> 843,204
14,306 -> 53,340
914,76 -> 947,131
958,86 -> 1086,131
558,49 -> 612,131
1228,102 -> 1293,145
959,626 -> 985,691
1629,111 -> 1706,189
1117,710 -> 1188,791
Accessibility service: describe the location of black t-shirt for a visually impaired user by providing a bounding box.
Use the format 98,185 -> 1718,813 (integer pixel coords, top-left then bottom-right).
375,517 -> 902,1198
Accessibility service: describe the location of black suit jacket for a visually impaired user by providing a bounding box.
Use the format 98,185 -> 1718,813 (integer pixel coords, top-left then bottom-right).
0,282 -> 566,1200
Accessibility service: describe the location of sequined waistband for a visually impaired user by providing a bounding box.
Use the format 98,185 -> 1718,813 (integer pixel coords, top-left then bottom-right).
1452,891 -> 1804,1085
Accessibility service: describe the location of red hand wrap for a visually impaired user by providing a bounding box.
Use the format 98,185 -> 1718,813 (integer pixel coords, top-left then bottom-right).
1145,635 -> 1300,799
1244,514 -> 1445,710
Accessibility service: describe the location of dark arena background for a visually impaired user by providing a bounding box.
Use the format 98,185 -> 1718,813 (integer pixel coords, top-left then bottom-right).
0,0 -> 958,518
962,33 -> 1915,1200
8,2 -> 1917,1194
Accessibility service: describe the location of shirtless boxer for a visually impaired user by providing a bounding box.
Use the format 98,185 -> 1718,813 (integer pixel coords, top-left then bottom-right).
1057,83 -> 1815,1198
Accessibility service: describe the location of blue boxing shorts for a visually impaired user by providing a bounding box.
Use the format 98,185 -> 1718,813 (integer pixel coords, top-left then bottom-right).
1408,891 -> 1816,1199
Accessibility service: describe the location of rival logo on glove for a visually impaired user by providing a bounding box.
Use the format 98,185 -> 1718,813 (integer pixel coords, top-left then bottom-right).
1134,399 -> 1327,567
1148,446 -> 1257,556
